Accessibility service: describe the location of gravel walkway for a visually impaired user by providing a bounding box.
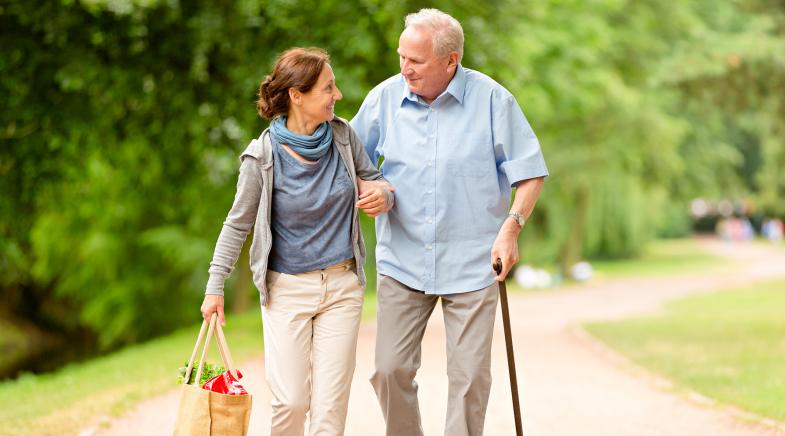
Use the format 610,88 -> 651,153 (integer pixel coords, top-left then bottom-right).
89,238 -> 785,436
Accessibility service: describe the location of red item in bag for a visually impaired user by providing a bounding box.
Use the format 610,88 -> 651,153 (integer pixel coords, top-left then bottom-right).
202,370 -> 248,395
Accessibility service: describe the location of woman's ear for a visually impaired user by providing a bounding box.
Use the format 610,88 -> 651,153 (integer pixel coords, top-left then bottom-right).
288,88 -> 301,106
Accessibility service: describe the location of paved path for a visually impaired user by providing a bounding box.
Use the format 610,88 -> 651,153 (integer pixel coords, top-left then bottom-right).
91,238 -> 785,435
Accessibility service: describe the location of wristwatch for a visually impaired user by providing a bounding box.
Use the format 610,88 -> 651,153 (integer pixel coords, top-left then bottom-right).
508,211 -> 526,228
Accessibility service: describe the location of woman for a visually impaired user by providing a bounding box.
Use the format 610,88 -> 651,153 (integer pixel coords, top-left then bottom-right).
200,47 -> 393,435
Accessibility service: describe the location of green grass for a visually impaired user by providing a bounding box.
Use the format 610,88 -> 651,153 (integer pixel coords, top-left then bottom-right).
591,238 -> 730,279
0,237 -> 759,434
586,279 -> 785,422
0,290 -> 378,436
0,310 -> 264,436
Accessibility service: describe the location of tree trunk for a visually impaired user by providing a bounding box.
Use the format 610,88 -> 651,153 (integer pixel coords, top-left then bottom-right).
560,188 -> 589,276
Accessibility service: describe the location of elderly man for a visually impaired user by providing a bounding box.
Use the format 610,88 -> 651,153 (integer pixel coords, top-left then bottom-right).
350,8 -> 548,436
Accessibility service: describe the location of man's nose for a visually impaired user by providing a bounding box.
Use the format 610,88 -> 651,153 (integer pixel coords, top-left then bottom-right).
401,60 -> 412,74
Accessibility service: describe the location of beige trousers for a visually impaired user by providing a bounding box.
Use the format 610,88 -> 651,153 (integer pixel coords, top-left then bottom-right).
371,275 -> 499,436
261,260 -> 364,436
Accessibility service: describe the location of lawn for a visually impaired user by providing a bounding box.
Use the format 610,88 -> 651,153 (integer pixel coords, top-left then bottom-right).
0,237 -> 770,434
590,238 -> 730,279
585,278 -> 785,422
0,289 -> 379,436
0,310 -> 264,436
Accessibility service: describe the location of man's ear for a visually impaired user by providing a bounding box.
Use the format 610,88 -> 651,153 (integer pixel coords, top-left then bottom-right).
288,88 -> 301,106
447,52 -> 460,70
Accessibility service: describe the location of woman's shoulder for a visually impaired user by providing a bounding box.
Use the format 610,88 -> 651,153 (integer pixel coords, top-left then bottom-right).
329,117 -> 355,145
240,128 -> 273,163
329,116 -> 351,131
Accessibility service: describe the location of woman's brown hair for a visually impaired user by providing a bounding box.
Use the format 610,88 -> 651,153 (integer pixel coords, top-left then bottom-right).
256,47 -> 331,119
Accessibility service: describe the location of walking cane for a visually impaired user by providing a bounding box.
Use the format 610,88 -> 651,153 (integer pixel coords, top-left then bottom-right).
494,258 -> 524,436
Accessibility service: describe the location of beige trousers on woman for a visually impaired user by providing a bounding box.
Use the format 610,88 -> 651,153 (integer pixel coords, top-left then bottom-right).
261,260 -> 364,436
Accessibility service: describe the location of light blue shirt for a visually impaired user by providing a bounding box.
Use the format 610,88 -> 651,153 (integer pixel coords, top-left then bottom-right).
350,65 -> 548,294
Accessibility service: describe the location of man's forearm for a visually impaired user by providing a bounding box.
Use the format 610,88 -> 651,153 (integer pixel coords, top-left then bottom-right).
504,176 -> 545,235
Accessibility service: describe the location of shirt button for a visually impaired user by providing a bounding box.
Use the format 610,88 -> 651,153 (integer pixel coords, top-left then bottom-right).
430,108 -> 436,112
427,218 -> 433,223
426,244 -> 432,250
427,161 -> 432,167
426,189 -> 433,194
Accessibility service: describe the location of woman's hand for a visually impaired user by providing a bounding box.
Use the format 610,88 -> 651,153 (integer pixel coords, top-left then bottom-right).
200,295 -> 226,326
356,179 -> 395,217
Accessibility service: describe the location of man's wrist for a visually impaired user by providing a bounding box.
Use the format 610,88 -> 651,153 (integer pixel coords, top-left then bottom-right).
507,211 -> 526,229
501,218 -> 522,237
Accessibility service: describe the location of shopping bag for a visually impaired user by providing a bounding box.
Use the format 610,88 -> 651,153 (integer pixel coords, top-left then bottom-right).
174,314 -> 252,436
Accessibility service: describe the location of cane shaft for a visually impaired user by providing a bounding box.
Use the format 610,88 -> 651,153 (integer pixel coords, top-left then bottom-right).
494,259 -> 523,436
499,281 -> 523,436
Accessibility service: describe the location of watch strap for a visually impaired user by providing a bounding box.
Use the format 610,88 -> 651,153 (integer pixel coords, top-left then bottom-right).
508,211 -> 525,227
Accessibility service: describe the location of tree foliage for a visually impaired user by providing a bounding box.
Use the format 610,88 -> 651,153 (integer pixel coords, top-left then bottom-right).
1,0 -> 783,363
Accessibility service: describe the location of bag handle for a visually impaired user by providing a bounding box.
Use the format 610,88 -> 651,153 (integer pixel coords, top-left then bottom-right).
182,314 -> 239,386
213,319 -> 238,378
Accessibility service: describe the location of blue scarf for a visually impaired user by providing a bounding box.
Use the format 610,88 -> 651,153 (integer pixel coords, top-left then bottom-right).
270,116 -> 333,161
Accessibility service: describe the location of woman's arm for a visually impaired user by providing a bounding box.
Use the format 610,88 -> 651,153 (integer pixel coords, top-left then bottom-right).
356,179 -> 395,217
201,156 -> 262,324
347,126 -> 395,215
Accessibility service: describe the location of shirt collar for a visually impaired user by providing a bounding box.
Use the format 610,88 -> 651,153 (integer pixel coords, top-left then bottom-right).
444,64 -> 466,105
399,64 -> 467,106
400,77 -> 419,104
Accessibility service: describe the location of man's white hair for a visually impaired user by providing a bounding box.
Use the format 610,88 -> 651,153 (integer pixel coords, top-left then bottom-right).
404,8 -> 464,61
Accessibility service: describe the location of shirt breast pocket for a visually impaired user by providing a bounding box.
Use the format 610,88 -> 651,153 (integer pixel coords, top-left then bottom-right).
445,131 -> 493,178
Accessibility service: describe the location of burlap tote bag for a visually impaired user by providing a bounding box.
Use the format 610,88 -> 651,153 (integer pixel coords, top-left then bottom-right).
174,314 -> 252,436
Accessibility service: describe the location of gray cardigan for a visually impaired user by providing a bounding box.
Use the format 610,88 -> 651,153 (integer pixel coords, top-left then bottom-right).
204,117 -> 389,305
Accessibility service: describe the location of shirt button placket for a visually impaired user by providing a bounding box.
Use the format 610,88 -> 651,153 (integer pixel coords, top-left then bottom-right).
426,105 -> 437,292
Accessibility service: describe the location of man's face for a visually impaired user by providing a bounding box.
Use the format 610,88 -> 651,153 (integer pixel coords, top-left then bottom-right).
398,27 -> 457,103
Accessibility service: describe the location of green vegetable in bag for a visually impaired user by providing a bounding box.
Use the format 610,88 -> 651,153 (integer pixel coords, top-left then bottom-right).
178,360 -> 226,386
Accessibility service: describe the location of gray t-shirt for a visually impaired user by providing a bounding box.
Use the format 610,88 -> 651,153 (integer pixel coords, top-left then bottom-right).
268,140 -> 355,274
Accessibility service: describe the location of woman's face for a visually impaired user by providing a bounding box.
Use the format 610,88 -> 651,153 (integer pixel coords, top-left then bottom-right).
297,63 -> 342,124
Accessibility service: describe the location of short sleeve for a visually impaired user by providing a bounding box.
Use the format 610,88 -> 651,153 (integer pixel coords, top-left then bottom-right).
493,93 -> 549,186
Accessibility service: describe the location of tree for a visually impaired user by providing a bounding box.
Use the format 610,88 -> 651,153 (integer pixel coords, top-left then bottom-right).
2,0 -> 782,371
